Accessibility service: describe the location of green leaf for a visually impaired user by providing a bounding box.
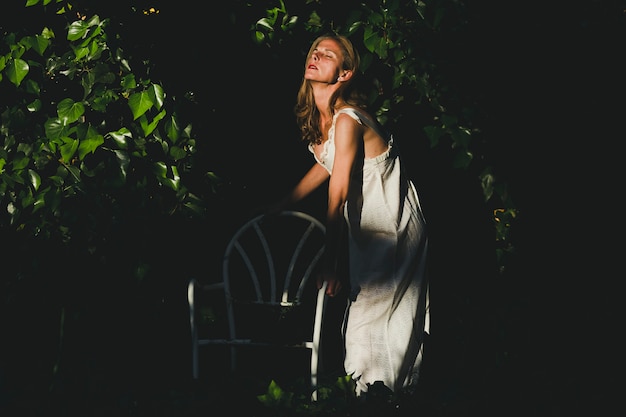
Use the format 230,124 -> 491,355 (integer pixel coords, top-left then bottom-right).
27,34 -> 50,55
256,18 -> 274,31
27,99 -> 42,112
108,128 -> 132,149
44,118 -> 67,141
78,127 -> 104,159
169,146 -> 186,161
6,58 -> 29,87
32,188 -> 47,212
306,10 -> 322,28
148,84 -> 165,109
64,166 -> 81,187
254,31 -> 266,43
67,18 -> 95,41
480,169 -> 496,201
57,98 -> 85,125
128,91 -> 154,120
153,161 -> 167,178
451,128 -> 471,149
121,73 -> 136,89
362,27 -> 377,53
41,27 -> 55,39
12,153 -> 30,170
374,37 -> 388,59
159,177 -> 179,191
139,109 -> 166,136
90,88 -> 117,111
21,189 -> 35,208
59,137 -> 79,162
113,149 -> 130,180
67,20 -> 87,41
165,114 -> 180,143
25,79 -> 40,95
74,46 -> 89,60
28,169 -> 42,191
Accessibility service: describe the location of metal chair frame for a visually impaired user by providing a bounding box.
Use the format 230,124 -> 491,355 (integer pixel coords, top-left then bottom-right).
188,210 -> 327,400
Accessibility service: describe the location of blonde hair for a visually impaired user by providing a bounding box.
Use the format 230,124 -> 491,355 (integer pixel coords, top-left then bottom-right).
294,34 -> 367,145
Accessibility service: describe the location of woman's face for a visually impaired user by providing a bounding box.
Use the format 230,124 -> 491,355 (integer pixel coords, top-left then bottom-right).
304,38 -> 344,84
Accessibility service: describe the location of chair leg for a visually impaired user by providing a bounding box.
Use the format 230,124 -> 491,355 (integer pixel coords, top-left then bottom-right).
310,281 -> 328,401
188,279 -> 199,379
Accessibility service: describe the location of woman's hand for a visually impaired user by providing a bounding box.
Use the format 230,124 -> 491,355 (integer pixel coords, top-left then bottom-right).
317,269 -> 343,297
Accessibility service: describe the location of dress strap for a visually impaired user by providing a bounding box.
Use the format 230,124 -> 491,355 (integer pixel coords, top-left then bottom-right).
335,108 -> 392,143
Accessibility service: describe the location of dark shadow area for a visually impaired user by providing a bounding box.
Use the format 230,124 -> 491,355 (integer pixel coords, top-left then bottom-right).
1,1 -> 623,416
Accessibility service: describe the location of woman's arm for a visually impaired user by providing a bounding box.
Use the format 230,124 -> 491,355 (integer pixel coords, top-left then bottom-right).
270,162 -> 329,213
319,113 -> 361,296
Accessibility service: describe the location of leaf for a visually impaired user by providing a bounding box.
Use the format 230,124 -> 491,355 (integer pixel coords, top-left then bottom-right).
41,27 -> 55,39
32,189 -> 46,212
108,128 -> 132,149
6,58 -> 29,87
74,46 -> 89,60
28,169 -> 41,191
31,34 -> 50,55
12,153 -> 30,170
25,79 -> 40,95
139,109 -> 166,136
59,137 -> 79,162
256,18 -> 274,31
121,73 -> 136,89
67,16 -> 100,42
148,83 -> 165,109
78,128 -> 104,160
374,37 -> 388,60
27,99 -> 42,112
21,189 -> 35,208
153,161 -> 167,178
169,146 -> 186,161
362,26 -> 379,53
257,380 -> 286,406
44,118 -> 67,141
57,98 -> 85,125
113,149 -> 130,181
158,177 -> 179,191
165,114 -> 180,143
67,19 -> 90,41
128,91 -> 154,120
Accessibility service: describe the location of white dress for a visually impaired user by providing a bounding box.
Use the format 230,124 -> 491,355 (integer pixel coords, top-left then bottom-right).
309,107 -> 430,396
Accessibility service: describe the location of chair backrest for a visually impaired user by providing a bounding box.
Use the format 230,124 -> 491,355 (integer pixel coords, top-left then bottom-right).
188,210 -> 328,400
222,211 -> 326,345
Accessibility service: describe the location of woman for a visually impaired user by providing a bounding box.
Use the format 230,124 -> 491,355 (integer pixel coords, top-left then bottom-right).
272,33 -> 430,397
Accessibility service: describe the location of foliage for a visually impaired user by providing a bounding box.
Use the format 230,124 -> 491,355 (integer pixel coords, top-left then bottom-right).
256,374 -> 426,416
257,376 -> 355,415
0,0 -> 213,247
0,1 -> 221,393
251,0 -> 518,271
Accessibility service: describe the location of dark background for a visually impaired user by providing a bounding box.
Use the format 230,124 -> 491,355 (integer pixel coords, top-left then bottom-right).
1,0 -> 623,415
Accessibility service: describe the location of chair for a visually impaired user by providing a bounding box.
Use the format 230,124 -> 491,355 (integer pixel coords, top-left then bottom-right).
188,210 -> 328,400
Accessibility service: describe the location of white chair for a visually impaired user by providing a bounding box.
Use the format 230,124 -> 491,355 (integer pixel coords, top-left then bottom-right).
188,210 -> 328,400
